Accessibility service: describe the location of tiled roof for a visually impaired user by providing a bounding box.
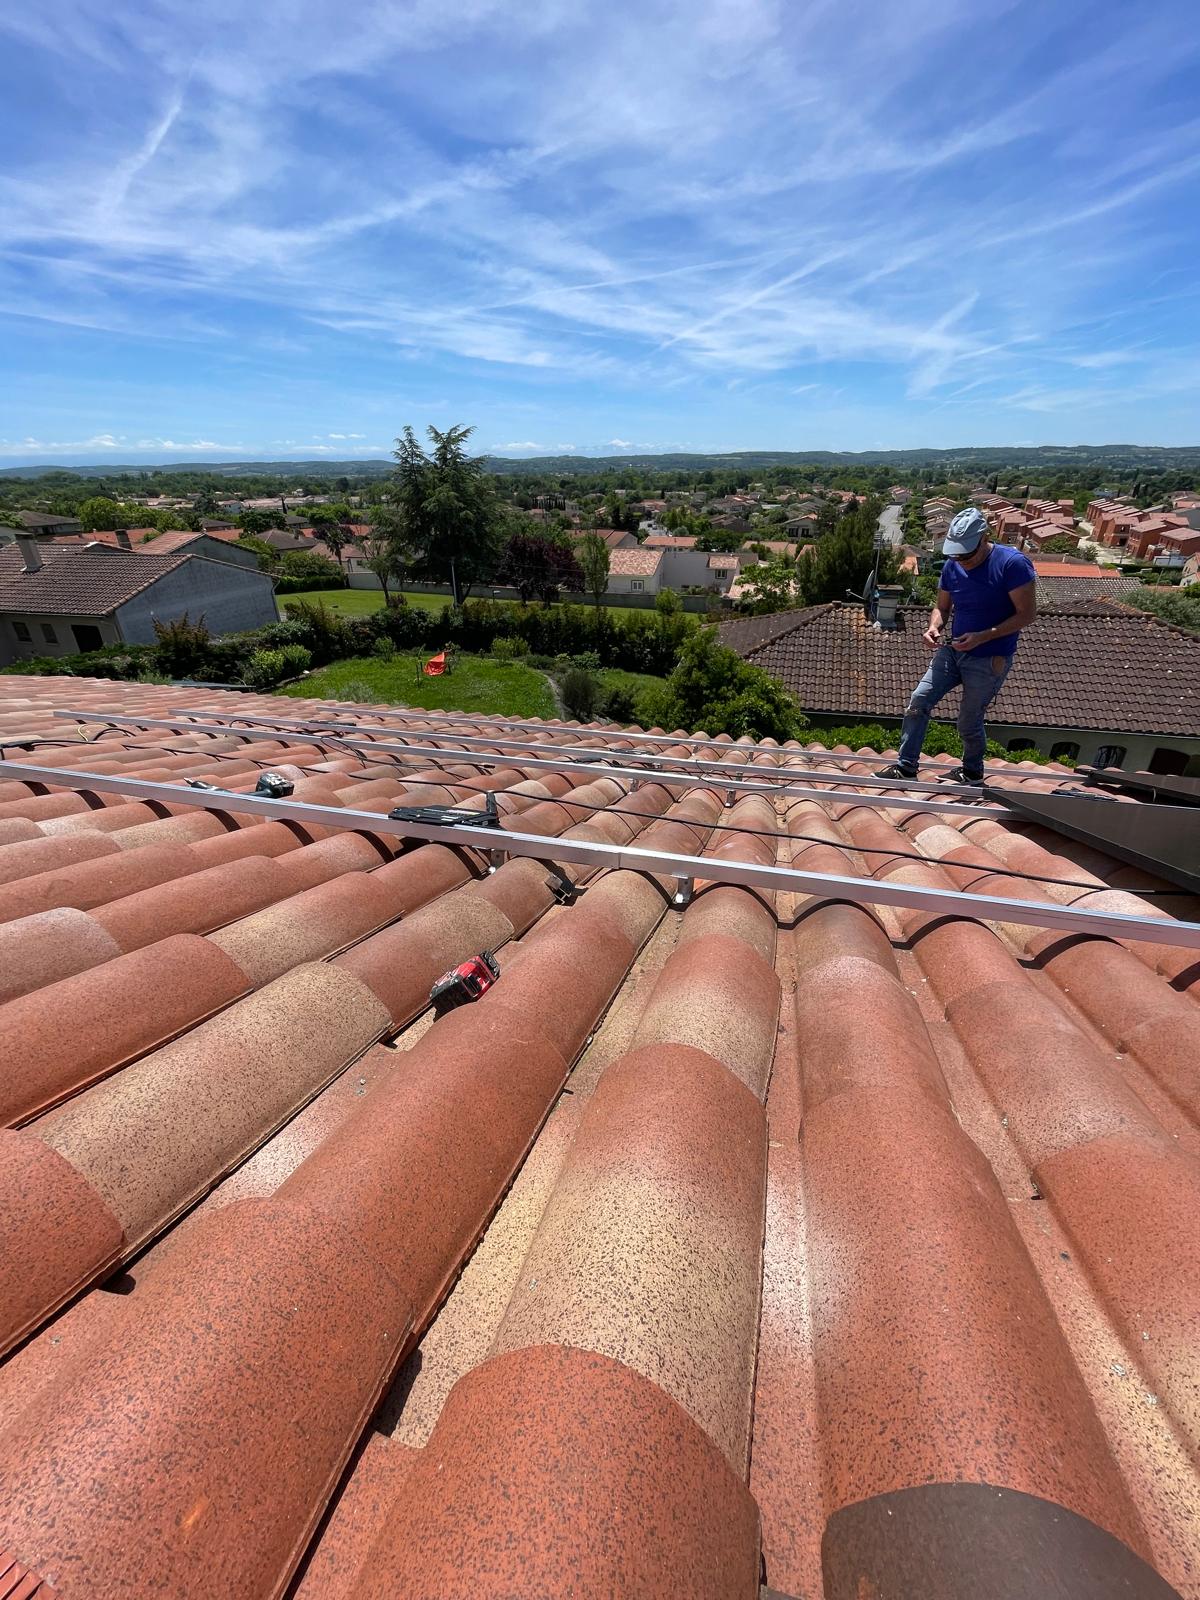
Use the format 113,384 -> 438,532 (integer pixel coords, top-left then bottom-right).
1037,573 -> 1142,605
0,545 -> 189,617
721,601 -> 1200,734
609,547 -> 663,576
0,675 -> 1197,1598
643,534 -> 698,549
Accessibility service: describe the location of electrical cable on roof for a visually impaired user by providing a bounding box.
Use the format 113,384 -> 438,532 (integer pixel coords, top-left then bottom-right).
23,724 -> 1185,901
325,765 -> 1189,899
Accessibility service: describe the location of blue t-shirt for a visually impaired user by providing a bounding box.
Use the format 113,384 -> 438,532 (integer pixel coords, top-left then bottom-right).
940,543 -> 1036,657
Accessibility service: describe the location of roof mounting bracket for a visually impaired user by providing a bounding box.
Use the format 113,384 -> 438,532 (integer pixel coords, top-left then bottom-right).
185,778 -> 222,792
389,791 -> 502,829
546,867 -> 582,905
672,875 -> 694,908
724,788 -> 737,809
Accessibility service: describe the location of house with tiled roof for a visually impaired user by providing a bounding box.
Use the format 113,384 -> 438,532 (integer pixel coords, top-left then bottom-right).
606,545 -> 663,595
0,675 -> 1196,1596
2,510 -> 83,537
719,600 -> 1200,771
0,538 -> 277,665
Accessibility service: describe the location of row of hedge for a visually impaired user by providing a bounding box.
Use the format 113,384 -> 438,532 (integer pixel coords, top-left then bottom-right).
1,596 -> 696,688
813,721 -> 1074,766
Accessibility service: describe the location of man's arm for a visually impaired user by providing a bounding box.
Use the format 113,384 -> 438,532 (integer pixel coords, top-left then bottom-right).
923,588 -> 952,648
950,580 -> 1036,651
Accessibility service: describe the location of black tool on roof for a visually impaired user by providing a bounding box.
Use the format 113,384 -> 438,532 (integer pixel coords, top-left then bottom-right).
389,791 -> 502,829
254,770 -> 295,798
430,950 -> 500,1015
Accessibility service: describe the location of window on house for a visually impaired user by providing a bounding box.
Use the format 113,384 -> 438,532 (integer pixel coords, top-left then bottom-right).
1049,741 -> 1080,762
13,620 -> 31,641
41,623 -> 57,644
71,623 -> 104,652
631,579 -> 644,593
1094,744 -> 1126,769
1148,746 -> 1188,776
1006,736 -> 1039,755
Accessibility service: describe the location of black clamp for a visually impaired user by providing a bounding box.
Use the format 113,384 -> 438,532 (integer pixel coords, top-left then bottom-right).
390,790 -> 502,829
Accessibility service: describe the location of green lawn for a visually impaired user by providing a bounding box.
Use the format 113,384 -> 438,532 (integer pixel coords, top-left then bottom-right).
282,587 -> 635,618
278,653 -> 557,718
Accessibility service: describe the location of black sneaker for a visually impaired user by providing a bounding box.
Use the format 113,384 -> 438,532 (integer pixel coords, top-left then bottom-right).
874,761 -> 918,780
937,764 -> 984,785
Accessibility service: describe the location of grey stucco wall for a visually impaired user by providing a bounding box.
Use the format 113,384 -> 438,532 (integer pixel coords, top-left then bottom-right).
115,557 -> 278,644
0,614 -> 121,665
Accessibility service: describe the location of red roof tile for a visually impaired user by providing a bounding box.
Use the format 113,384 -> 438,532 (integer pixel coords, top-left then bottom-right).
0,675 -> 1195,1599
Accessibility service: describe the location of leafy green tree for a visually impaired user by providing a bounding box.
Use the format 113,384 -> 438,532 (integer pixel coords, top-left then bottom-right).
654,586 -> 681,618
638,628 -> 806,741
1040,534 -> 1081,555
235,534 -> 277,571
738,559 -> 806,613
358,524 -> 407,605
78,496 -> 129,532
578,532 -> 611,609
278,551 -> 344,585
389,423 -> 504,604
238,508 -> 287,536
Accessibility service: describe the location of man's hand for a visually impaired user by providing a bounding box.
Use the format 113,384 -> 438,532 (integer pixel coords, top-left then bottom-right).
922,623 -> 941,649
950,631 -> 987,652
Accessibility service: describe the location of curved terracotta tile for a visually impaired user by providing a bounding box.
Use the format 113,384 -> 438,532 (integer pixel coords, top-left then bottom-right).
801,1086 -> 1148,1556
0,1197 -> 411,1600
333,895 -> 514,1024
0,1130 -> 124,1357
0,934 -> 251,1126
493,1042 -> 766,1469
347,1346 -> 760,1600
89,856 -> 285,950
632,932 -> 780,1101
0,907 -> 121,1005
37,962 -> 392,1249
0,830 -> 118,894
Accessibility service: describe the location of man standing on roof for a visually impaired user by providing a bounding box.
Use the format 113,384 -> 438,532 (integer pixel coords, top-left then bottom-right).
876,508 -> 1037,786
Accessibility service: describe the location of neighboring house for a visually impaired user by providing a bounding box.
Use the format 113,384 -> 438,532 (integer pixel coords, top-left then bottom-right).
606,547 -> 663,596
0,538 -> 278,666
718,600 -> 1200,773
3,510 -> 83,537
1029,562 -> 1141,607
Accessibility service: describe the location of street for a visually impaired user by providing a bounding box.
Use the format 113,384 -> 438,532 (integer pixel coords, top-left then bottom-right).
878,502 -> 903,546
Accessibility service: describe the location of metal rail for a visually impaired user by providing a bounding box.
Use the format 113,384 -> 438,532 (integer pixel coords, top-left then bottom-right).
174,703 -> 1061,785
2,760 -> 1196,949
41,712 -> 1005,819
59,708 -> 994,798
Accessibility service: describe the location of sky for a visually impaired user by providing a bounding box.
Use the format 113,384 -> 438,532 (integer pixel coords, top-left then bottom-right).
1,0 -> 1199,466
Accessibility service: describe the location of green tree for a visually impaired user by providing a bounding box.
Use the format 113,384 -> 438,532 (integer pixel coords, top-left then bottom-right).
389,423 -> 503,604
654,586 -> 681,618
638,628 -> 806,741
78,496 -> 128,532
578,532 -> 611,609
1040,533 -> 1081,555
238,508 -> 287,536
358,524 -> 406,604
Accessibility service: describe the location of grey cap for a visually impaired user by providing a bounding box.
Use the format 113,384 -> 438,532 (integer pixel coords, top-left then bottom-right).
942,507 -> 988,558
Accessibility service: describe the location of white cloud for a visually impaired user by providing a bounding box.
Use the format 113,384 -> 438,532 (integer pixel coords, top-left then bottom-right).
608,437 -> 632,448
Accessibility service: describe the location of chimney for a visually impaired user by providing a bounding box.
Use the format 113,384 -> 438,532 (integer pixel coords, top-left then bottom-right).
115,529 -> 132,550
874,584 -> 904,630
16,535 -> 43,574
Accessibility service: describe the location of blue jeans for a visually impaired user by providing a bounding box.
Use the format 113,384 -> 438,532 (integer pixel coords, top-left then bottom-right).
897,645 -> 1012,774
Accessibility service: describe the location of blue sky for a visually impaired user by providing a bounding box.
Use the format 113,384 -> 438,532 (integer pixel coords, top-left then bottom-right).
1,0 -> 1198,465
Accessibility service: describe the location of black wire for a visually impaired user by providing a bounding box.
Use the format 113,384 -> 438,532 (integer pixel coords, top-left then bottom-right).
13,724 -> 1187,901
328,761 -> 1189,899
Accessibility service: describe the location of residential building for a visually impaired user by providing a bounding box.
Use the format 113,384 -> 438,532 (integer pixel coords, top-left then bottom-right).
0,538 -> 278,666
719,599 -> 1200,771
4,510 -> 83,537
605,547 -> 663,596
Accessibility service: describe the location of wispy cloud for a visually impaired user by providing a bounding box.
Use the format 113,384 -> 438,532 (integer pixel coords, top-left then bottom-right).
1,0 -> 1199,457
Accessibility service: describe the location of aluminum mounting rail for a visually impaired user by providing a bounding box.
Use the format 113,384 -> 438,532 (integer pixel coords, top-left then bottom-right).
85,709 -> 1001,800
41,713 -> 1006,819
176,702 -> 1062,784
1,759 -> 1196,950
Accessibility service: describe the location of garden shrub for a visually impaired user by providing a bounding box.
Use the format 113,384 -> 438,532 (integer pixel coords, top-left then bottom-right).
372,636 -> 396,659
561,667 -> 600,721
491,635 -> 524,661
